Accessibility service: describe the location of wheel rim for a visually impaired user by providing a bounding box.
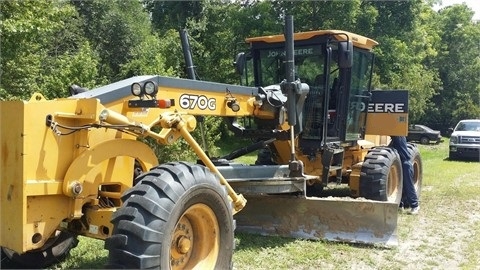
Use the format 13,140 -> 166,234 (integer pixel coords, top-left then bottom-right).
170,203 -> 219,270
412,158 -> 420,192
387,162 -> 400,202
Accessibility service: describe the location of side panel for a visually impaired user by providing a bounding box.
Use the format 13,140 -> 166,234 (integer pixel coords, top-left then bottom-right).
1,98 -> 92,252
365,90 -> 409,136
0,101 -> 26,253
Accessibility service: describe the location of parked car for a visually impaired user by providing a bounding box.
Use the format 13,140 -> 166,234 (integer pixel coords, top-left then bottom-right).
449,119 -> 480,160
407,124 -> 442,145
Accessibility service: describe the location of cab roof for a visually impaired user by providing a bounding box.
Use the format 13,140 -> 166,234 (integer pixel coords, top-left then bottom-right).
245,30 -> 378,50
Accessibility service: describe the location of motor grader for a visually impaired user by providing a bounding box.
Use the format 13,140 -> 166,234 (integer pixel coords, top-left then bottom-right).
0,16 -> 422,269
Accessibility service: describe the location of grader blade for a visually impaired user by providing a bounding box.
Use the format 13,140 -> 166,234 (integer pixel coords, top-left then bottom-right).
235,195 -> 398,246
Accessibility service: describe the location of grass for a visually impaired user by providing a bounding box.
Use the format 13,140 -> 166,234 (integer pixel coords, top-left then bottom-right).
49,139 -> 480,269
55,237 -> 107,269
215,138 -> 259,164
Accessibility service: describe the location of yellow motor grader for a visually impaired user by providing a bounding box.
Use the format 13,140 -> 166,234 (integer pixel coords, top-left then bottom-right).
0,16 -> 421,269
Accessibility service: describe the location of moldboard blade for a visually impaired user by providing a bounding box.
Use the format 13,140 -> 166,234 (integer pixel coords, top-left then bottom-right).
234,195 -> 398,246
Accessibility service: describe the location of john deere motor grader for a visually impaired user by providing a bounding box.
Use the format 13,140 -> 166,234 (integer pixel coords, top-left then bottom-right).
0,16 -> 422,269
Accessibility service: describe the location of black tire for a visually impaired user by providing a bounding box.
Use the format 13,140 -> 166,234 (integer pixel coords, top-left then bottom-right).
407,143 -> 423,199
255,147 -> 277,165
1,231 -> 78,269
132,159 -> 144,186
420,136 -> 430,145
359,147 -> 403,204
449,151 -> 457,160
105,162 -> 234,269
306,182 -> 325,197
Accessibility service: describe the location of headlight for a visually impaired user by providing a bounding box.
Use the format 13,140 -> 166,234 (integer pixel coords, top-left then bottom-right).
450,135 -> 458,144
131,83 -> 143,96
144,81 -> 158,96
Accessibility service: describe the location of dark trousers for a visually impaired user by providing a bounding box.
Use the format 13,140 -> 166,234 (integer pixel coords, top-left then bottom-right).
401,160 -> 418,208
390,136 -> 418,208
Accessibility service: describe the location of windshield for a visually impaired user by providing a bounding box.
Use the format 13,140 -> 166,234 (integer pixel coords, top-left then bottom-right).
253,44 -> 328,140
256,45 -> 325,87
417,125 -> 434,132
455,121 -> 480,132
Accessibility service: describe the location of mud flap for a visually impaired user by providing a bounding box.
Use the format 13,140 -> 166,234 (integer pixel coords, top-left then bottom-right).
234,195 -> 398,246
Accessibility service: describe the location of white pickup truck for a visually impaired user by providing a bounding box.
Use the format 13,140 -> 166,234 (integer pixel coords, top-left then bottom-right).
449,119 -> 480,160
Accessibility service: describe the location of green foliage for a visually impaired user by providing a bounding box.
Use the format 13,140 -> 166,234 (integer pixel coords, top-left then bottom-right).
119,34 -> 174,78
40,42 -> 101,99
157,28 -> 192,78
144,116 -> 223,163
370,0 -> 420,37
71,0 -> 156,81
145,0 -> 204,35
272,0 -> 362,32
0,0 -> 90,99
423,3 -> 480,130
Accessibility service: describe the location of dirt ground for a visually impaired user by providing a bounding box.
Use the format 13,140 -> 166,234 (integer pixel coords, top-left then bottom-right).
353,185 -> 480,270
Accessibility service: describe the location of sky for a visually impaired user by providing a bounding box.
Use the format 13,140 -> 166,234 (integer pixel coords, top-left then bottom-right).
434,0 -> 480,20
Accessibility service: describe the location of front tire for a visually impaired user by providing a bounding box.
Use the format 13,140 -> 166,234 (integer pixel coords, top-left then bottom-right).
105,162 -> 234,269
359,147 -> 403,203
1,231 -> 78,269
449,151 -> 457,160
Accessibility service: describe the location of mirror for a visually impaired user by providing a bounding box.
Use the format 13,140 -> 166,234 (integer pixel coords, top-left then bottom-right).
234,52 -> 246,75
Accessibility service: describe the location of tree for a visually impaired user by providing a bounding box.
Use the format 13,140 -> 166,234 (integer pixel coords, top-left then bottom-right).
71,0 -> 160,81
0,0 -> 99,100
425,4 -> 480,130
144,0 -> 204,35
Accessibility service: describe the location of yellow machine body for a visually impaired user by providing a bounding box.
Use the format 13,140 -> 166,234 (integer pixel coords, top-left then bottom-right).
0,95 -> 159,252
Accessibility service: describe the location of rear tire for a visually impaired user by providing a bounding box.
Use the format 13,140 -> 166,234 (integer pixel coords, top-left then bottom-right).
1,231 -> 78,269
420,136 -> 429,145
407,143 -> 422,199
359,147 -> 403,204
105,162 -> 234,269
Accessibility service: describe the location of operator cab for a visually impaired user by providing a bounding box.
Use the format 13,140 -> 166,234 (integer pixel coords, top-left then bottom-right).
236,30 -> 377,155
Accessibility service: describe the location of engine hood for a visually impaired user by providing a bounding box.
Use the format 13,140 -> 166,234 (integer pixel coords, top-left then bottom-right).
452,131 -> 480,137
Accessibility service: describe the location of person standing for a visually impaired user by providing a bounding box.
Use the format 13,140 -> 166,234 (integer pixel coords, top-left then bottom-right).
390,136 -> 420,215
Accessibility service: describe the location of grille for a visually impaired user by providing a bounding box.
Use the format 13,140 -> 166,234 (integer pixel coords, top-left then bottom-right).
459,136 -> 480,144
